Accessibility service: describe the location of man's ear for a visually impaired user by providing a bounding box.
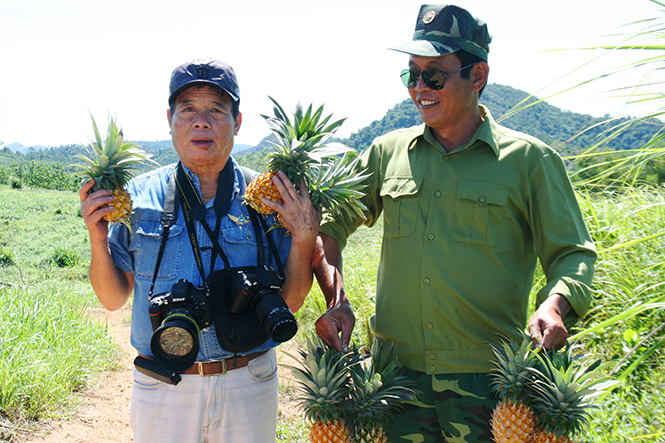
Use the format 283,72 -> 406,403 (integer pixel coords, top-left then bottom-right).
471,62 -> 489,92
234,112 -> 242,136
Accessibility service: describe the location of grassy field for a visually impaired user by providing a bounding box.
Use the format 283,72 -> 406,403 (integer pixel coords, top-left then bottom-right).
1,183 -> 664,442
0,186 -> 119,440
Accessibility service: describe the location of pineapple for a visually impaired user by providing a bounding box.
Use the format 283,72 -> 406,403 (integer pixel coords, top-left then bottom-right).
284,335 -> 354,443
244,97 -> 368,222
488,333 -> 539,443
72,114 -> 156,228
346,342 -> 419,443
528,344 -> 616,443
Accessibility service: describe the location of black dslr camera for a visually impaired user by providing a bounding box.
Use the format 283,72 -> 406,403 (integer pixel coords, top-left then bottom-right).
148,279 -> 213,372
225,266 -> 297,343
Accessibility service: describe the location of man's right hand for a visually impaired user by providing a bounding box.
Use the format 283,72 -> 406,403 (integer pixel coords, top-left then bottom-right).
313,233 -> 356,351
79,179 -> 113,243
315,299 -> 355,352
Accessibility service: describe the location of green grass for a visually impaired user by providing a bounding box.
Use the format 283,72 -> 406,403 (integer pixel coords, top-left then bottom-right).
2,181 -> 664,442
0,185 -> 119,441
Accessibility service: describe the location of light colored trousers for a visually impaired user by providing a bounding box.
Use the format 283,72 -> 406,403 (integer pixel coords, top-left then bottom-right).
130,348 -> 278,443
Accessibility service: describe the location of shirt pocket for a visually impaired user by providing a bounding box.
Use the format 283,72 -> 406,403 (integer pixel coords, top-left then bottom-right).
131,220 -> 185,281
220,215 -> 259,247
451,181 -> 509,247
380,176 -> 423,238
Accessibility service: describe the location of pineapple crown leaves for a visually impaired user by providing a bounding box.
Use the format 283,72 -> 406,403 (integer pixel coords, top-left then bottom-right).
282,335 -> 355,423
261,96 -> 346,154
261,96 -> 355,187
71,114 -> 158,191
527,342 -> 618,439
310,153 -> 370,217
488,332 -> 539,405
345,341 -> 420,430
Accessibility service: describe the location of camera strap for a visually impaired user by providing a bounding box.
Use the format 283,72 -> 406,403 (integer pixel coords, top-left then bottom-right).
148,169 -> 179,300
149,162 -> 285,295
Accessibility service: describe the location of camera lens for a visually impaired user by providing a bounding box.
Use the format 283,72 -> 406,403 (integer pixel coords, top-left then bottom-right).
159,326 -> 195,358
253,293 -> 297,343
150,315 -> 200,373
266,314 -> 298,342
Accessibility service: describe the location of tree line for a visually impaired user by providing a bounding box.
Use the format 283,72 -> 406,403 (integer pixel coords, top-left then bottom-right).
2,81 -> 664,191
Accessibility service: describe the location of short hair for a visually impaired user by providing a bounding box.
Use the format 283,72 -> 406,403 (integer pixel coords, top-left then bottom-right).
169,84 -> 240,122
455,50 -> 487,98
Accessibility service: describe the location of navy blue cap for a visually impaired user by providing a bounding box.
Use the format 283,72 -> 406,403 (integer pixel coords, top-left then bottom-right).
168,58 -> 240,105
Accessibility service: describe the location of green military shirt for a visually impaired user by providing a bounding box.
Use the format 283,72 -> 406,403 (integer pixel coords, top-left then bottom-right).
320,106 -> 596,374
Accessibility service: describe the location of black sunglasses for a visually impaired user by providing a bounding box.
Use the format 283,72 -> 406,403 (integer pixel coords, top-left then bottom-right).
400,63 -> 476,90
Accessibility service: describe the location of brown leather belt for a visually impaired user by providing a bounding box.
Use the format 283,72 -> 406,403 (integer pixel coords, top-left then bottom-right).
139,349 -> 269,376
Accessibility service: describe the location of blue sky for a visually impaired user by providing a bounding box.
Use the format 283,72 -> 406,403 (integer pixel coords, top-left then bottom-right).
0,0 -> 660,148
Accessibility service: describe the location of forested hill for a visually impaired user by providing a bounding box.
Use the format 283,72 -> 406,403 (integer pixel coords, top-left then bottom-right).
2,83 -> 662,169
336,83 -> 663,157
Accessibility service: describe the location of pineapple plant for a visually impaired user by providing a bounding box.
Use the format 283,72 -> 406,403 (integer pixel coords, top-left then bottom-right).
346,342 -> 419,443
488,333 -> 539,443
244,97 -> 369,222
528,344 -> 617,443
284,335 -> 354,443
72,114 -> 156,228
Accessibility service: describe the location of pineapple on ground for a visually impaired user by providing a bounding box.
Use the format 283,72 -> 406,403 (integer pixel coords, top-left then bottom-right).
488,333 -> 539,443
528,344 -> 617,443
284,335 -> 354,443
346,342 -> 419,443
72,115 -> 156,228
244,97 -> 368,221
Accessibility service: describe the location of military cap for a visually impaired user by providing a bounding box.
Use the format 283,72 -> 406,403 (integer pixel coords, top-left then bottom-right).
390,4 -> 491,61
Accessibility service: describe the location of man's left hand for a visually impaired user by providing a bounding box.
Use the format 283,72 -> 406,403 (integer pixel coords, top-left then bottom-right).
527,294 -> 572,351
262,170 -> 320,243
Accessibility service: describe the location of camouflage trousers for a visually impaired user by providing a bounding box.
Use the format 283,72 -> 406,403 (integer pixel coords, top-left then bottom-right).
383,370 -> 497,443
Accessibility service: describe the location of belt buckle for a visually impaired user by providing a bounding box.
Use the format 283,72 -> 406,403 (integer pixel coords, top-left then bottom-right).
198,360 -> 227,376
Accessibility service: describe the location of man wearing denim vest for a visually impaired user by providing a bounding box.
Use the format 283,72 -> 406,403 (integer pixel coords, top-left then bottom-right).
80,58 -> 318,443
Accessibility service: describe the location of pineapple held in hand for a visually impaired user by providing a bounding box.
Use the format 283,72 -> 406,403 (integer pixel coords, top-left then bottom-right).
244,97 -> 368,221
73,115 -> 156,228
489,333 -> 539,443
489,336 -> 617,443
529,344 -> 617,443
284,335 -> 353,443
285,336 -> 419,443
346,342 -> 419,443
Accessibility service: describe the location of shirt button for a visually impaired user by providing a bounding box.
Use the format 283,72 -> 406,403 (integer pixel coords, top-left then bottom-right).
427,323 -> 433,329
435,191 -> 442,198
479,196 -> 486,204
428,234 -> 435,241
430,353 -> 436,360
430,366 -> 436,372
444,155 -> 450,161
423,278 -> 431,284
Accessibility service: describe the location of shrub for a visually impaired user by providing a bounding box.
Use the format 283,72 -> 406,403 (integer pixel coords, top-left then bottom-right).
0,247 -> 14,267
50,247 -> 80,268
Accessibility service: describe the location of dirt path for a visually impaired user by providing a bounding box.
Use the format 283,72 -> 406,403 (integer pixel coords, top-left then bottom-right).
21,307 -> 134,443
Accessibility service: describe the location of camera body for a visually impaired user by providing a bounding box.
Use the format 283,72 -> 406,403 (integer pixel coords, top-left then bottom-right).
225,266 -> 297,343
226,266 -> 284,314
148,279 -> 213,373
149,279 -> 213,333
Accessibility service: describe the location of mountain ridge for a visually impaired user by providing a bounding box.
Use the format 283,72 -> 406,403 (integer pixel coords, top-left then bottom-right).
2,83 -> 661,169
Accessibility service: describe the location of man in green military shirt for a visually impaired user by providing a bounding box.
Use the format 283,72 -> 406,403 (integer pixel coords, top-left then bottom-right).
312,4 -> 597,442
